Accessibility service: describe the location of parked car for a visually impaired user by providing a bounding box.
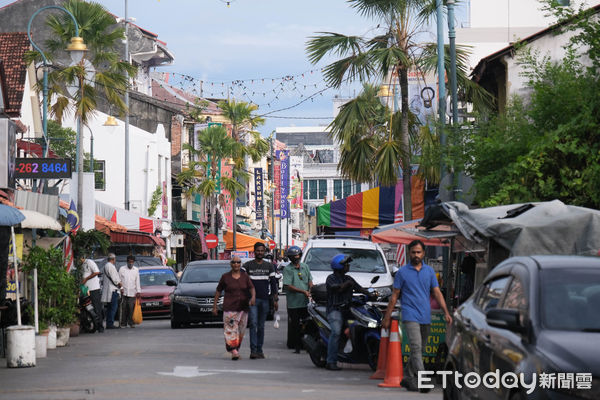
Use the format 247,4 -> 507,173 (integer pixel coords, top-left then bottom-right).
444,255 -> 600,400
168,260 -> 229,328
138,266 -> 177,317
95,255 -> 165,277
300,235 -> 394,290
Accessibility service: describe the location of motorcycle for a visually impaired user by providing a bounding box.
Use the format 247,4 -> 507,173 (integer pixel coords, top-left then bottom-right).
79,293 -> 98,333
301,276 -> 390,371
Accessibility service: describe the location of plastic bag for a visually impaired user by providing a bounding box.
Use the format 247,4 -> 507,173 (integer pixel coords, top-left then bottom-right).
273,312 -> 280,329
132,298 -> 143,325
80,284 -> 89,297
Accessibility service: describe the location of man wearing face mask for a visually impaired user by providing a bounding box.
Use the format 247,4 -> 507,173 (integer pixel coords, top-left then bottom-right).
282,246 -> 312,353
119,255 -> 141,328
243,242 -> 278,359
382,240 -> 452,392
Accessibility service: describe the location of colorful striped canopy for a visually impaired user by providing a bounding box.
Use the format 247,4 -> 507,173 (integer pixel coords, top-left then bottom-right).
317,182 -> 404,228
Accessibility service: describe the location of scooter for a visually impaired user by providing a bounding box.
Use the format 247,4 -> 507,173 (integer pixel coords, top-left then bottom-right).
79,294 -> 98,333
301,276 -> 388,371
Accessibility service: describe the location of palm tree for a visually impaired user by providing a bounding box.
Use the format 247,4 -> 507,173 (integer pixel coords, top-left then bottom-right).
306,0 -> 491,220
218,99 -> 265,142
32,0 -> 136,125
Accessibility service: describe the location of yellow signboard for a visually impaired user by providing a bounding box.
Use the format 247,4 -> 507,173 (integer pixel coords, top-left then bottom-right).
8,233 -> 23,260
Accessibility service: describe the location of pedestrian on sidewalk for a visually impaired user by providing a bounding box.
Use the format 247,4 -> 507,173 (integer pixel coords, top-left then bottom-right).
119,255 -> 141,328
80,255 -> 104,333
212,256 -> 256,360
244,242 -> 279,359
101,253 -> 122,329
282,246 -> 312,353
382,240 -> 452,392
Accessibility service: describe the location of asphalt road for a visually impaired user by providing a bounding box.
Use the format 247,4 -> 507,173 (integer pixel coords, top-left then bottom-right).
0,297 -> 443,400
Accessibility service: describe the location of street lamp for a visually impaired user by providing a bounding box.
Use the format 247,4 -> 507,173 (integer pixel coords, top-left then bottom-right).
227,157 -> 237,251
27,6 -> 87,159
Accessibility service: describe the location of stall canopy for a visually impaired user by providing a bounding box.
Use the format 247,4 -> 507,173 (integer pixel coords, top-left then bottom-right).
442,200 -> 600,256
371,220 -> 451,247
317,178 -> 424,228
223,230 -> 267,252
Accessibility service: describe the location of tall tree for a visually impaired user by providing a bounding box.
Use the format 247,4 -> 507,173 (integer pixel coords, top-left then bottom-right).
306,0 -> 490,220
218,99 -> 265,142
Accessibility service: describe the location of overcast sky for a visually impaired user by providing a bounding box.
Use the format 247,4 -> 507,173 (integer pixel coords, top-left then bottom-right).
3,0 -> 467,135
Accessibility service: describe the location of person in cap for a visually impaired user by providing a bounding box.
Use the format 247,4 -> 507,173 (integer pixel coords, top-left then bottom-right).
282,245 -> 312,353
324,254 -> 371,370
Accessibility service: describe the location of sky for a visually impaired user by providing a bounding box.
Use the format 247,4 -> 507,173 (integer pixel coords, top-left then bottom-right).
2,0 -> 467,135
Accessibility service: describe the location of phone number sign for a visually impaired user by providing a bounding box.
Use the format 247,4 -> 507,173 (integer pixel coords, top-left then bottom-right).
15,158 -> 72,179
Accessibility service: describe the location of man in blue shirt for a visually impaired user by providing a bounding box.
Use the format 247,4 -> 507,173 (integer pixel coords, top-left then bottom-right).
382,240 -> 452,392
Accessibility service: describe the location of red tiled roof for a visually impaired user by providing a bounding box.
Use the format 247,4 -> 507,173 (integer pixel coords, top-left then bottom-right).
0,32 -> 29,117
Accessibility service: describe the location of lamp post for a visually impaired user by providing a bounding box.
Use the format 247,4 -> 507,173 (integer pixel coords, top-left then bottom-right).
447,0 -> 460,202
436,0 -> 447,182
124,0 -> 131,210
27,6 -> 86,334
227,157 -> 237,251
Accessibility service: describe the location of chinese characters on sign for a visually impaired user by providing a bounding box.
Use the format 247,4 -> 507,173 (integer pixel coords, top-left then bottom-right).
254,168 -> 264,220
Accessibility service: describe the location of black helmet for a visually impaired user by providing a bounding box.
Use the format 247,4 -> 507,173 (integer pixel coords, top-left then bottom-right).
286,246 -> 302,258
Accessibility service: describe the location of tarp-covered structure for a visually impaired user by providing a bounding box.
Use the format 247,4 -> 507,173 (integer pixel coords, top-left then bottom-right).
441,200 -> 600,257
372,220 -> 451,247
223,230 -> 267,252
317,179 -> 424,229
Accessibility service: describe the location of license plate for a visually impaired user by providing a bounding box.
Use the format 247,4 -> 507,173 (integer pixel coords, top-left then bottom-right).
145,301 -> 162,307
198,307 -> 212,312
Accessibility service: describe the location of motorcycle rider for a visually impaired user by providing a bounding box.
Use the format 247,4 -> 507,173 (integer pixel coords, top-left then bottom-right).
325,254 -> 373,371
282,246 -> 313,353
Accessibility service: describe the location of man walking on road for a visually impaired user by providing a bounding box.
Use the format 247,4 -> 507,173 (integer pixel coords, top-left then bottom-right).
382,240 -> 452,392
282,246 -> 312,353
119,255 -> 141,328
80,255 -> 104,332
101,254 -> 122,329
243,242 -> 279,359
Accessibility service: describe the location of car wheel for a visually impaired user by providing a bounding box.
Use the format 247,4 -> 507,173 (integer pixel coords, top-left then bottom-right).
170,317 -> 182,329
366,337 -> 379,371
443,366 -> 461,400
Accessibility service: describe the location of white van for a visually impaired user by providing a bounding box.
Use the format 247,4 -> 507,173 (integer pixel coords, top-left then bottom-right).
300,236 -> 394,290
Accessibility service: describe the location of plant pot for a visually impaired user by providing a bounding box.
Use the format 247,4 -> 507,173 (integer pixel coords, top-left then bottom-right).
69,322 -> 80,337
47,325 -> 57,349
35,334 -> 47,358
56,327 -> 70,347
6,325 -> 36,368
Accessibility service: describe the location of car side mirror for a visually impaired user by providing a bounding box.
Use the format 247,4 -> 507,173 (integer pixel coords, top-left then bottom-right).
486,308 -> 526,333
166,280 -> 177,287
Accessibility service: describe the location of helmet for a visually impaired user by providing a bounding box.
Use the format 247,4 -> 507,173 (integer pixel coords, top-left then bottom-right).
286,246 -> 302,258
331,254 -> 352,270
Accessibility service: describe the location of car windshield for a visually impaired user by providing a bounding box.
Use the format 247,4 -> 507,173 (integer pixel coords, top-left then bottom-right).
541,268 -> 600,332
304,247 -> 386,273
181,266 -> 230,283
139,269 -> 176,286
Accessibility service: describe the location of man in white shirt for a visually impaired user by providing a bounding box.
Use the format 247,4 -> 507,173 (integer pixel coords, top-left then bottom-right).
80,256 -> 104,333
101,254 -> 122,329
119,255 -> 141,328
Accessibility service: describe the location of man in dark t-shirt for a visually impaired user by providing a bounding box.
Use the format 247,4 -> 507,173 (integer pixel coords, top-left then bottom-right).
243,242 -> 279,359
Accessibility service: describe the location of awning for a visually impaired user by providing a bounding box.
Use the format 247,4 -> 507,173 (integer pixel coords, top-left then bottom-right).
19,209 -> 62,230
172,221 -> 201,230
371,220 -> 452,247
223,230 -> 267,252
17,139 -> 58,158
95,215 -> 128,234
317,178 -> 425,228
110,231 -> 166,247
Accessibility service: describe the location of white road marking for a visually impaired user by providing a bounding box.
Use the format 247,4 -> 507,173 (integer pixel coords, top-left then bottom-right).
158,366 -> 288,378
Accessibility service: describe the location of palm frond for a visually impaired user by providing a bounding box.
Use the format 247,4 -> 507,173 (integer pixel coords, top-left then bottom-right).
306,33 -> 365,65
373,140 -> 403,186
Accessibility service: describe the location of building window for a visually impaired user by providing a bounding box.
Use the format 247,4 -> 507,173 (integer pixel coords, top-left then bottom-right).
333,179 -> 354,199
318,179 -> 327,199
334,180 -> 342,200
305,179 -> 328,200
343,180 -> 352,198
83,160 -> 105,190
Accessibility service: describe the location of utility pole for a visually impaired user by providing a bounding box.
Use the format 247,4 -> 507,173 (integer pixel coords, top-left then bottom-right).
436,0 -> 447,188
448,0 -> 460,202
124,0 -> 130,210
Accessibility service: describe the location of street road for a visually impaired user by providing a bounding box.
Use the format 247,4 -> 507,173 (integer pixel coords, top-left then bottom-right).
0,298 -> 442,400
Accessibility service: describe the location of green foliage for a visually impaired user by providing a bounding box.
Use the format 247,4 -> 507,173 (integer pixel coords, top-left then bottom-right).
47,120 -> 77,159
147,186 -> 163,216
72,230 -> 110,264
468,44 -> 600,208
22,247 -> 78,327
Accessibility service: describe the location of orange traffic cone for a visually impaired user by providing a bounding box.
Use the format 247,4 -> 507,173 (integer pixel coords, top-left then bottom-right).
370,327 -> 389,379
378,319 -> 404,388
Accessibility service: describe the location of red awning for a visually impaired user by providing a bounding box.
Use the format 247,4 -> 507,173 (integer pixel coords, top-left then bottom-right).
17,140 -> 58,158
110,231 -> 165,247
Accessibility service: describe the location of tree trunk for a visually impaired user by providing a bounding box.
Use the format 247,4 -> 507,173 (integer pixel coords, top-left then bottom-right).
399,67 -> 412,221
232,197 -> 237,251
212,195 -> 218,260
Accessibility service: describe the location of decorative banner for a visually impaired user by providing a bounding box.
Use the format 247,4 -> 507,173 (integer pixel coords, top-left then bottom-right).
289,156 -> 303,210
162,181 -> 168,218
274,158 -> 281,211
277,150 -> 290,219
254,168 -> 264,220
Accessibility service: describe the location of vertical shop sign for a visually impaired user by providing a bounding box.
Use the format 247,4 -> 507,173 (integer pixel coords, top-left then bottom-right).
254,168 -> 264,219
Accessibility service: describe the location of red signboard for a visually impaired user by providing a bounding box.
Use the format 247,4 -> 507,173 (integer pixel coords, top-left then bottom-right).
268,239 -> 276,250
205,234 -> 218,249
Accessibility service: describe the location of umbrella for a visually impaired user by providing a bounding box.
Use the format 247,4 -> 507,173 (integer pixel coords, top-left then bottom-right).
19,209 -> 62,230
0,204 -> 25,226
